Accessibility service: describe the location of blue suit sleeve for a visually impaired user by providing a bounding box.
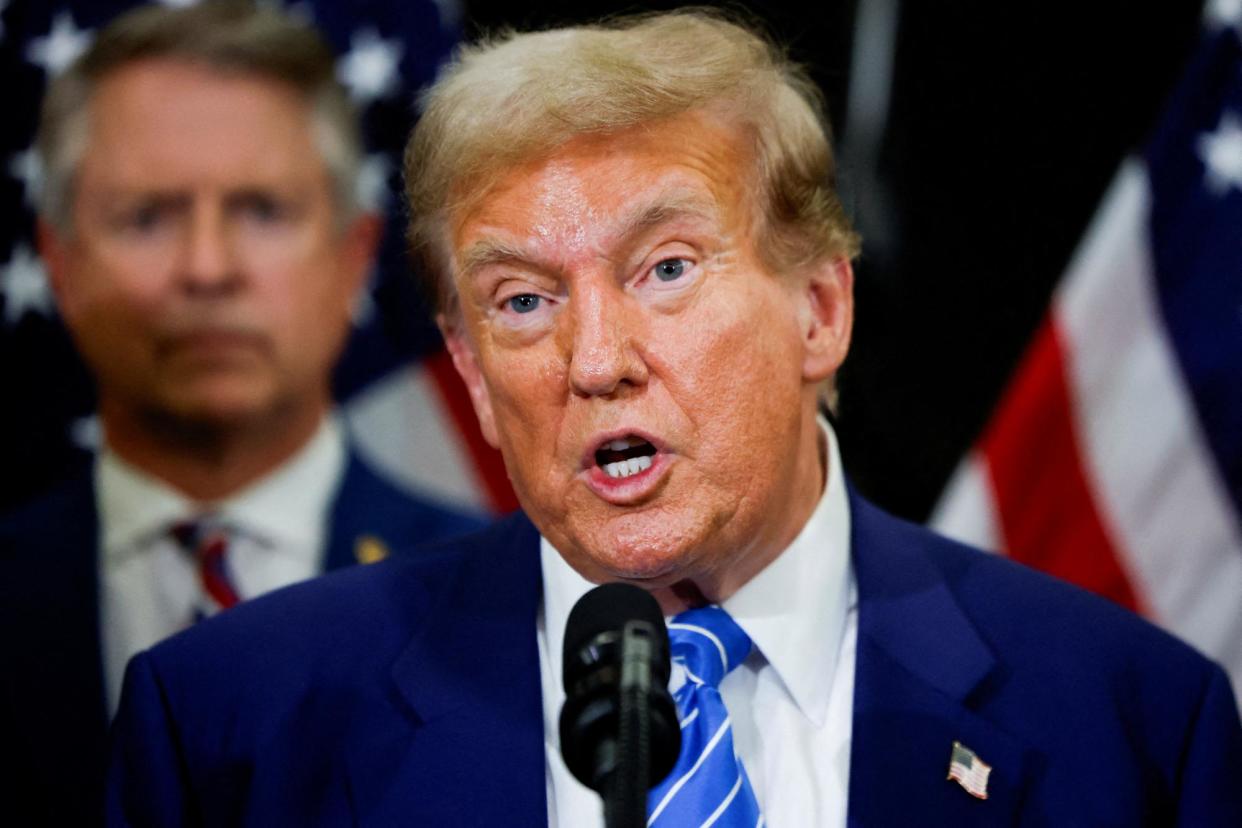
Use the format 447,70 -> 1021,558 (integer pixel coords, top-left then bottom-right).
106,652 -> 196,827
1174,664 -> 1242,826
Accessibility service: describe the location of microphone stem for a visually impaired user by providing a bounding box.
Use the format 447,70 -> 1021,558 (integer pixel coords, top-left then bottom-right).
605,684 -> 648,828
604,624 -> 654,828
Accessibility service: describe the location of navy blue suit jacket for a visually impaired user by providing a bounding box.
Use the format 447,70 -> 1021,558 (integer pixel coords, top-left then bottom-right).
0,451 -> 484,826
106,492 -> 1242,826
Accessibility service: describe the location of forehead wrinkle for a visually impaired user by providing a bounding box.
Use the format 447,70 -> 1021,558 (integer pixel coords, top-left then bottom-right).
454,185 -> 729,285
534,159 -> 593,248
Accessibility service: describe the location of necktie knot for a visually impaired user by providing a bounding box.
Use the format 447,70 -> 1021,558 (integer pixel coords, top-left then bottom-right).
170,516 -> 226,553
668,606 -> 753,689
648,605 -> 763,827
170,516 -> 241,614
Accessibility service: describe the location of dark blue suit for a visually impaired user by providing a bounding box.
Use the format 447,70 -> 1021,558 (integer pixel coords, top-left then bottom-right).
0,452 -> 484,826
105,492 -> 1242,826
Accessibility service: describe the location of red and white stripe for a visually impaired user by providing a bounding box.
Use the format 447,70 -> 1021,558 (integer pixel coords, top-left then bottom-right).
343,349 -> 518,516
933,160 -> 1242,699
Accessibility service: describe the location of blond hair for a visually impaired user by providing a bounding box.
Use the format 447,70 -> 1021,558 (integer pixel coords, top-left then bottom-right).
405,8 -> 860,320
37,0 -> 363,233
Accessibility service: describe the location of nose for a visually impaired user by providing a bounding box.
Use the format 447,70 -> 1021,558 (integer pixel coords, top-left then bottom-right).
178,203 -> 242,294
566,281 -> 649,398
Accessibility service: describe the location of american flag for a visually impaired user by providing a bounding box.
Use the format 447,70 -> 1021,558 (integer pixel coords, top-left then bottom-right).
946,741 -> 991,800
934,3 -> 1242,707
0,0 -> 516,514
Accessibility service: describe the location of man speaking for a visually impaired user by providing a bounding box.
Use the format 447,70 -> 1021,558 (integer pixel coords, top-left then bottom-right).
108,10 -> 1242,825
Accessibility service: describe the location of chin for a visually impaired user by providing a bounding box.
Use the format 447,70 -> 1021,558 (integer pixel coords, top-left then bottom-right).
158,386 -> 282,430
590,551 -> 682,584
576,519 -> 707,586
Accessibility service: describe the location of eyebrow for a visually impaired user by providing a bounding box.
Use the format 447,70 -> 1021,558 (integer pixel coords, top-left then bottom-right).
618,193 -> 719,240
456,238 -> 532,281
455,192 -> 720,280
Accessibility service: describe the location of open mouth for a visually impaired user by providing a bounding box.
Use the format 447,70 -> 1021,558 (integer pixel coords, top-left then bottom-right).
594,436 -> 658,480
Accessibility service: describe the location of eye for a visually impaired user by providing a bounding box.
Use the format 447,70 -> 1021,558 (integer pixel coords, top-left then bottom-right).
236,194 -> 287,224
120,202 -> 167,234
652,258 -> 689,282
507,294 -> 542,314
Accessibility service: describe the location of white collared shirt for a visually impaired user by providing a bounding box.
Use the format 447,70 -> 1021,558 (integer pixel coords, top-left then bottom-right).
98,415 -> 346,715
537,419 -> 858,828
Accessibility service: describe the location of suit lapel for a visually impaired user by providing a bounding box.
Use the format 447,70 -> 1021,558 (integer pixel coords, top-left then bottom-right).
847,492 -> 1037,826
322,452 -> 392,571
342,513 -> 548,826
322,449 -> 485,572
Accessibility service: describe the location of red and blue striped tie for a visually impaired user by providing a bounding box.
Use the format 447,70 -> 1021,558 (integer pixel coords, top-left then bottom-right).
171,518 -> 241,617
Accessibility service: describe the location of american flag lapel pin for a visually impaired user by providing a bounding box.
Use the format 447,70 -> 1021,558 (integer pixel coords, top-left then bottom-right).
947,741 -> 991,800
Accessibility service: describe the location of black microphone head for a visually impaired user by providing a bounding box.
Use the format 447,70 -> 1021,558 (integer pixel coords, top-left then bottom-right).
559,582 -> 680,794
562,582 -> 669,689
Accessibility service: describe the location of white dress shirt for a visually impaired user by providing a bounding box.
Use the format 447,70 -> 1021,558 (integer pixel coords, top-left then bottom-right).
98,415 -> 346,715
538,419 -> 858,828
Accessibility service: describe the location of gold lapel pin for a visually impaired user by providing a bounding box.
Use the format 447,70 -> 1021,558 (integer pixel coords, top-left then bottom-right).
354,534 -> 390,565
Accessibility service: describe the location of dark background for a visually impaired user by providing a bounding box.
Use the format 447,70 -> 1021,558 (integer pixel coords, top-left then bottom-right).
464,0 -> 1208,519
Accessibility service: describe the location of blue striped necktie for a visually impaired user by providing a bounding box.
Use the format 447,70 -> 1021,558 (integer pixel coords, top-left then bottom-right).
647,606 -> 764,828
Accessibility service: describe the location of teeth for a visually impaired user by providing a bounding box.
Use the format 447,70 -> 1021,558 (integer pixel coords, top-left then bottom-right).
606,437 -> 645,451
603,454 -> 653,479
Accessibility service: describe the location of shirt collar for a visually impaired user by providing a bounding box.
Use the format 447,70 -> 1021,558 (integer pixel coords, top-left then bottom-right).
98,414 -> 346,559
98,450 -> 193,557
540,416 -> 853,726
220,414 -> 345,550
722,417 -> 852,726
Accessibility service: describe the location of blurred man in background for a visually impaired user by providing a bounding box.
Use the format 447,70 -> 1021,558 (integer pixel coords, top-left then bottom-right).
0,2 -> 481,823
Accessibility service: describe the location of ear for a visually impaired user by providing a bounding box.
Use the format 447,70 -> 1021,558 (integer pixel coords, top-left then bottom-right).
339,212 -> 384,298
438,314 -> 501,449
799,256 -> 854,383
36,218 -> 74,319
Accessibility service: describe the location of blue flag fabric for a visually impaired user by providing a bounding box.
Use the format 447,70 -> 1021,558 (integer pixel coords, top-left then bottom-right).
1145,18 -> 1242,517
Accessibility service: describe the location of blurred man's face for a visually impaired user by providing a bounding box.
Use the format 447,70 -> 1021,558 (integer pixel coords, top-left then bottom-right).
443,110 -> 853,604
44,59 -> 374,434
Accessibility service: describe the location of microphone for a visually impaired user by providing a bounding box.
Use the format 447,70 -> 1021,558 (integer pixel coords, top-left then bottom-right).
559,583 -> 681,828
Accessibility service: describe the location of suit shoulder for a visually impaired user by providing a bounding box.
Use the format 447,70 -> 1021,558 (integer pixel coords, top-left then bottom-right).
144,511 -> 537,679
115,511 -> 539,780
0,467 -> 97,614
0,464 -> 94,547
852,493 -> 1223,683
938,530 -> 1206,669
849,495 -> 1242,828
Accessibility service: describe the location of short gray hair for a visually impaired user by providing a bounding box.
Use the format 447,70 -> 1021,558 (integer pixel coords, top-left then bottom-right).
405,8 -> 860,320
37,0 -> 363,233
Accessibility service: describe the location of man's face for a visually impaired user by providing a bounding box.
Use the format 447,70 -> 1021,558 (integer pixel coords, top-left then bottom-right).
444,111 -> 853,602
44,59 -> 375,432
